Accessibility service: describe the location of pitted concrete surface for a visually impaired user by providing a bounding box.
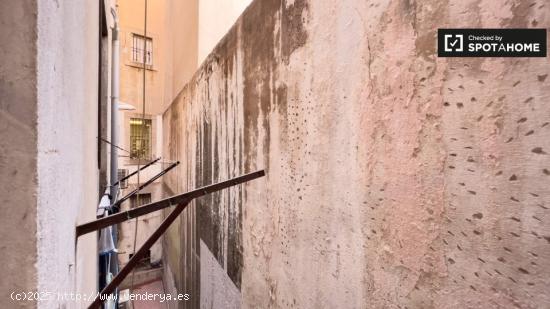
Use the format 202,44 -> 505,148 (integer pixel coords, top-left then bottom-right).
163,0 -> 550,308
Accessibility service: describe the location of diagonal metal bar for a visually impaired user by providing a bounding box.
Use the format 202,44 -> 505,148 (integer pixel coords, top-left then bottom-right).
98,136 -> 131,154
111,161 -> 180,211
89,200 -> 189,309
87,170 -> 265,309
112,157 -> 161,187
77,170 -> 265,237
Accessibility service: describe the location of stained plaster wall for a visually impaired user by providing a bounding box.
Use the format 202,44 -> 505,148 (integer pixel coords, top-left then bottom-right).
1,0 -> 102,308
36,0 -> 101,307
163,0 -> 550,308
0,1 -> 38,308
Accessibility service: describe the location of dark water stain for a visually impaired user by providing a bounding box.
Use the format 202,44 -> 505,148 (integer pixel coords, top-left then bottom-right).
184,0 -> 308,290
281,0 -> 309,64
242,0 -> 280,171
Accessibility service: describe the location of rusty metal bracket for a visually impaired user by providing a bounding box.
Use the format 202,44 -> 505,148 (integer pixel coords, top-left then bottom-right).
110,161 -> 180,212
86,169 -> 265,309
77,170 -> 265,237
113,157 -> 161,187
97,157 -> 163,218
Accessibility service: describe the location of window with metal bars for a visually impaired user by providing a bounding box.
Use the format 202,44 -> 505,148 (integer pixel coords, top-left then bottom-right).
129,118 -> 152,160
117,169 -> 129,189
131,34 -> 153,66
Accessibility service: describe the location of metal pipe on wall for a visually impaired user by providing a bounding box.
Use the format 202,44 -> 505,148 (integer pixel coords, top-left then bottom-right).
102,8 -> 121,307
110,7 -> 119,199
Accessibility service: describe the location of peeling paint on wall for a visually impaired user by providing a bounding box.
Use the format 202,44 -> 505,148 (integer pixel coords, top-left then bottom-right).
163,0 -> 550,308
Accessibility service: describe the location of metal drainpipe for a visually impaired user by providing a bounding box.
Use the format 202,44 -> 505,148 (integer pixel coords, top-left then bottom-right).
107,8 -> 120,307
110,7 -> 119,200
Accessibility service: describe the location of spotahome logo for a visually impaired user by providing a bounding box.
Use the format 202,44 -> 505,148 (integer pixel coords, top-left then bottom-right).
444,34 -> 463,52
438,29 -> 547,57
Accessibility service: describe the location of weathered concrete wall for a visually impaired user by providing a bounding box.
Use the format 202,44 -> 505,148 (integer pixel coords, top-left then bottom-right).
0,1 -> 38,308
0,0 -> 99,308
163,0 -> 550,308
1,0 -> 103,308
36,0 -> 101,307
